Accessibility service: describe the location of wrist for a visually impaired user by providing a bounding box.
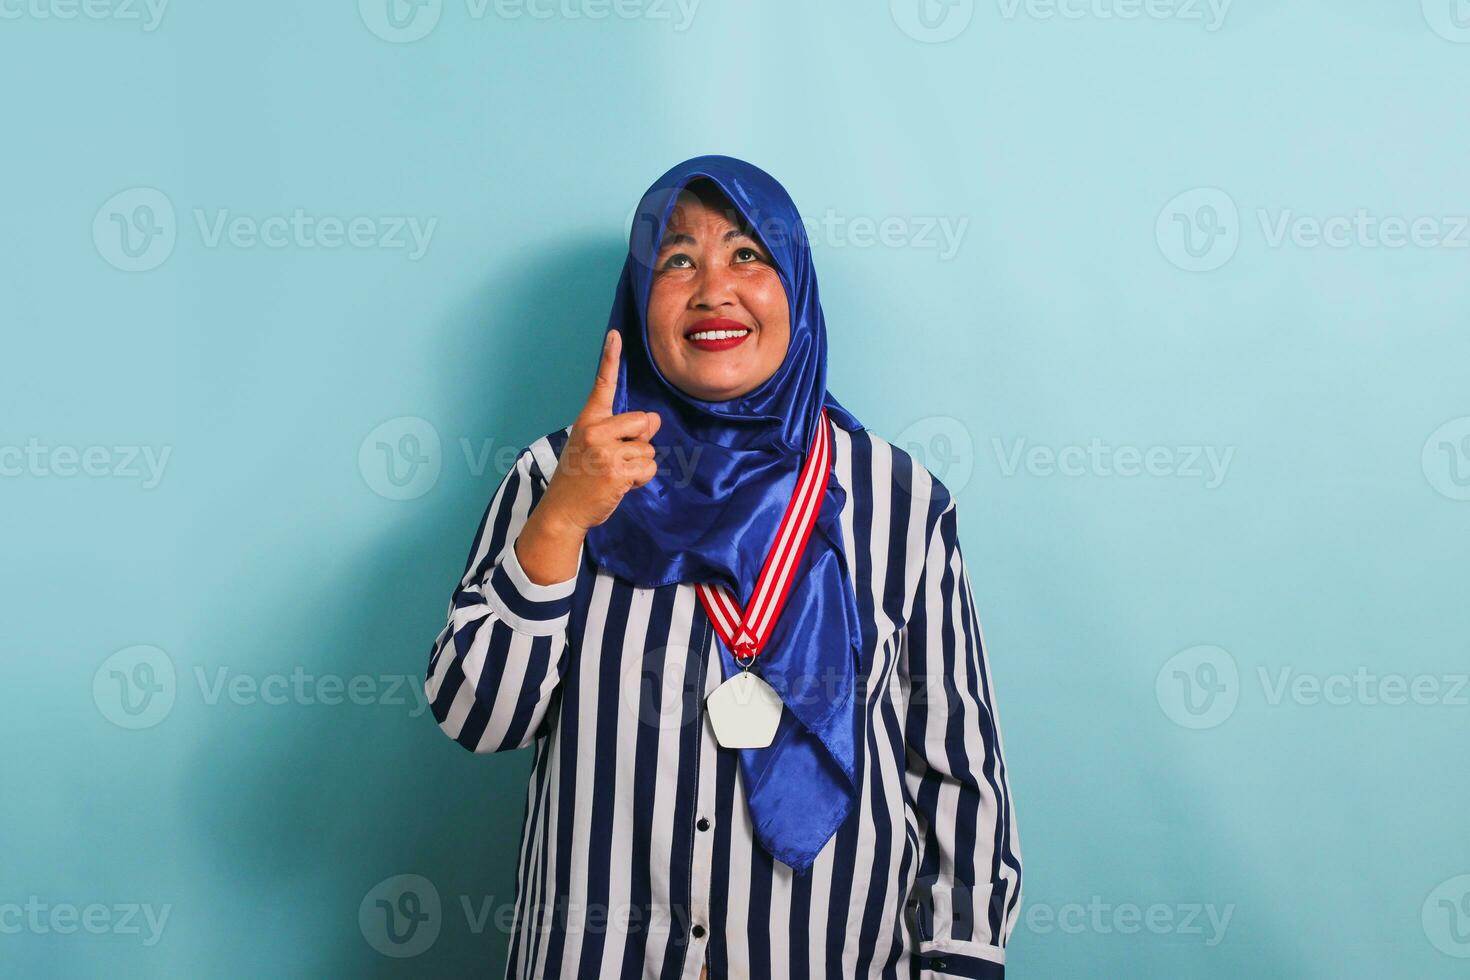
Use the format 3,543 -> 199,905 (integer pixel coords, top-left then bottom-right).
527,495 -> 588,546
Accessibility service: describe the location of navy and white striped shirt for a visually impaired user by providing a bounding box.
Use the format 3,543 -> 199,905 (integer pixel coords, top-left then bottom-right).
424,421 -> 1022,979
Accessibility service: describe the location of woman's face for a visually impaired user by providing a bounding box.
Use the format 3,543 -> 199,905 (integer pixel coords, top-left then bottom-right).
645,191 -> 791,402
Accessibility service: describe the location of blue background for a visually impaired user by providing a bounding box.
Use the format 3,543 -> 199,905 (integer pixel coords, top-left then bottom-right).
4,1 -> 1469,976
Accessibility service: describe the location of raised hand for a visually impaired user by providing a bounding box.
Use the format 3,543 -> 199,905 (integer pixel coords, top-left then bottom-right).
515,331 -> 662,584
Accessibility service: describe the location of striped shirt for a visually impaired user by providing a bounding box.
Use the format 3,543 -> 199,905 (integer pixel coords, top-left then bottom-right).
424,421 -> 1023,979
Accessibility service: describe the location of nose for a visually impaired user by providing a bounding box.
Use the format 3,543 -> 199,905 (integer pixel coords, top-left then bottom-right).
689,261 -> 737,311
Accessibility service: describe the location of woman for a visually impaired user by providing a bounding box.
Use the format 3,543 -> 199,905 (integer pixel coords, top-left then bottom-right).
424,155 -> 1022,979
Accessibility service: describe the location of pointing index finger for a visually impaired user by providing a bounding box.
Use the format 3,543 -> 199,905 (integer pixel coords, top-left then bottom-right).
583,330 -> 621,420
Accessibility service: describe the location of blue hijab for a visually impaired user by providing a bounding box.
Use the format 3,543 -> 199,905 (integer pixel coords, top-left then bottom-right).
582,155 -> 866,874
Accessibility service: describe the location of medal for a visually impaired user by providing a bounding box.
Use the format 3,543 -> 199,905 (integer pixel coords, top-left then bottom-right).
699,408 -> 832,750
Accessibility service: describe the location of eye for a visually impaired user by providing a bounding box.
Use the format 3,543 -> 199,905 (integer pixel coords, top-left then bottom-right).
659,252 -> 694,271
732,245 -> 765,264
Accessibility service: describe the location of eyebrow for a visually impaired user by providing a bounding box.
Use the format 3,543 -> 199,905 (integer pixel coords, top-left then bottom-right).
657,226 -> 756,251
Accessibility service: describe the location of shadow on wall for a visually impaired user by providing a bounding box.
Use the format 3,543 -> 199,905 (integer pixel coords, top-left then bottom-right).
181,236 -> 627,977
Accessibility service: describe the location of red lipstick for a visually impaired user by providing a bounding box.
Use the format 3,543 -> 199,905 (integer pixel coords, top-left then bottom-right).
683,317 -> 752,352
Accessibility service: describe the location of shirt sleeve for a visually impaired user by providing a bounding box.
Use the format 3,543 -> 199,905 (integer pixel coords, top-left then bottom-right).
901,499 -> 1023,978
424,440 -> 581,753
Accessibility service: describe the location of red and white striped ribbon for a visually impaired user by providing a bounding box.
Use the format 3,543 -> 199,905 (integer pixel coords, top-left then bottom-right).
696,407 -> 832,664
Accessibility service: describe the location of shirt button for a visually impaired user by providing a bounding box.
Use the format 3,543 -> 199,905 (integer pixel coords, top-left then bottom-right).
697,817 -> 711,831
691,924 -> 706,938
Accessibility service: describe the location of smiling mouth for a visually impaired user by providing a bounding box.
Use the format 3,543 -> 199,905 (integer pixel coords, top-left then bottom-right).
684,318 -> 752,351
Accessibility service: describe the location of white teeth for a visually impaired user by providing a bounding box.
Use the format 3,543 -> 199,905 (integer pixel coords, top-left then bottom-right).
687,329 -> 750,341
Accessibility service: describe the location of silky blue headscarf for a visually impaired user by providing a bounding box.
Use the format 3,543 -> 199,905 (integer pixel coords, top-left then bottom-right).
582,155 -> 867,874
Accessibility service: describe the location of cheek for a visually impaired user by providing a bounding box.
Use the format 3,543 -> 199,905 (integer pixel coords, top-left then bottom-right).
745,277 -> 791,339
646,286 -> 684,354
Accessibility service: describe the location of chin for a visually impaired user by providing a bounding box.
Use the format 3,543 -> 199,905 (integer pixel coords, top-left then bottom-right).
685,375 -> 753,401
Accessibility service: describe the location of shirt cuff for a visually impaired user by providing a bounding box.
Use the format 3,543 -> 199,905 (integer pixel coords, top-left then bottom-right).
482,538 -> 579,636
916,939 -> 1005,978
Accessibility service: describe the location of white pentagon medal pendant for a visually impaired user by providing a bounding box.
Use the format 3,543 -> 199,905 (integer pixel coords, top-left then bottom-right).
696,409 -> 832,752
705,667 -> 783,749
